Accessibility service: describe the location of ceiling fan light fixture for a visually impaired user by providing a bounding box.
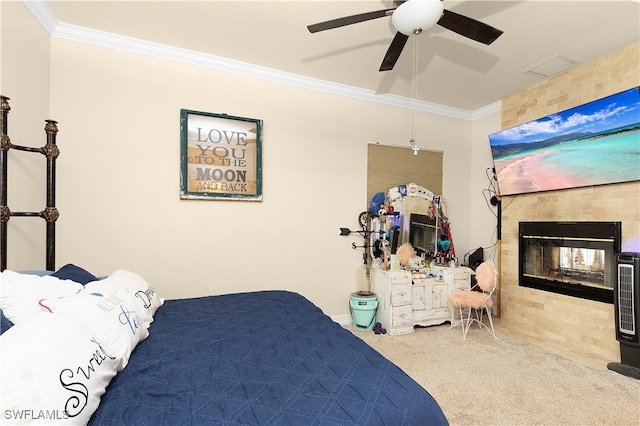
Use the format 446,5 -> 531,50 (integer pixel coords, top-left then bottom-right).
391,0 -> 444,36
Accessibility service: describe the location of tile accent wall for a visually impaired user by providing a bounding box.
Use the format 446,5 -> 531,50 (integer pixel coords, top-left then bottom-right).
498,43 -> 640,366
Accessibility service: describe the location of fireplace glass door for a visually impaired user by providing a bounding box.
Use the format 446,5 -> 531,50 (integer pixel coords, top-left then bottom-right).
519,222 -> 621,303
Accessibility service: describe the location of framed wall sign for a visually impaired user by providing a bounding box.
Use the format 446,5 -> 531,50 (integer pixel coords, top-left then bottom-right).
180,109 -> 263,201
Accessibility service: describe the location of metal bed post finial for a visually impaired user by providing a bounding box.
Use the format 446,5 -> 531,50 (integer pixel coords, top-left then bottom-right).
0,96 -> 10,116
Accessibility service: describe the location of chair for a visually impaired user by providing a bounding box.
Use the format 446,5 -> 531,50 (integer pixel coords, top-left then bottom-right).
448,260 -> 497,339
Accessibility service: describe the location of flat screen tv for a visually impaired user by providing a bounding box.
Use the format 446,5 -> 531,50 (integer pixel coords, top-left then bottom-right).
488,87 -> 640,196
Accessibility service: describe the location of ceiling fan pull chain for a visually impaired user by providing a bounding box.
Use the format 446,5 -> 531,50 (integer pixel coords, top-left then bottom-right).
411,36 -> 419,152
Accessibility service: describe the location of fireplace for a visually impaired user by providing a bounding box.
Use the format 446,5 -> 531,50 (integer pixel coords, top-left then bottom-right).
519,222 -> 622,304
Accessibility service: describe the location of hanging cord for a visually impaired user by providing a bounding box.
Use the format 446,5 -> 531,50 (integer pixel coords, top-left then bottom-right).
411,36 -> 419,145
482,167 -> 499,214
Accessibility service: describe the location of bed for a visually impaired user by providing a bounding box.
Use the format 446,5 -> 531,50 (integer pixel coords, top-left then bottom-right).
0,267 -> 448,425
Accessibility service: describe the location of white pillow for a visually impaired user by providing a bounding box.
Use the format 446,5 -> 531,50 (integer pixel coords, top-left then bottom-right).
0,270 -> 84,324
39,293 -> 149,367
84,270 -> 163,328
0,313 -> 124,425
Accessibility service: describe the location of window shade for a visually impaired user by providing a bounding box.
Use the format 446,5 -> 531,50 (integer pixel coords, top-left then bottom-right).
367,144 -> 443,208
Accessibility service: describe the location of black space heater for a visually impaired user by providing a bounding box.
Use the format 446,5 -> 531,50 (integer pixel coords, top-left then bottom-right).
607,252 -> 640,379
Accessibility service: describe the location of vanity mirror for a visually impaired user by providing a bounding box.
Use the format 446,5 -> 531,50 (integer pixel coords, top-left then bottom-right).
370,185 -> 439,257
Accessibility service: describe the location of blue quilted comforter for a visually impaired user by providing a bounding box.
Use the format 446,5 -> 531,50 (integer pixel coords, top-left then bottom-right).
89,291 -> 448,425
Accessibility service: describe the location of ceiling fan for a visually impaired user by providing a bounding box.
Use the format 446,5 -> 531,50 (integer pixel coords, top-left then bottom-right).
307,0 -> 503,72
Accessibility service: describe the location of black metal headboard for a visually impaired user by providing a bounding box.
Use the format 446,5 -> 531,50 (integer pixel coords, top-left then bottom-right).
0,96 -> 59,271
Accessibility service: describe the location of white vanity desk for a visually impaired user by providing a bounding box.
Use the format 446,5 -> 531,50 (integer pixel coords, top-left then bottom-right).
371,266 -> 472,335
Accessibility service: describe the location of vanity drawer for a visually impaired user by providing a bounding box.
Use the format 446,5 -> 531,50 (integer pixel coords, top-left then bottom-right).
412,278 -> 437,285
413,308 -> 448,322
389,271 -> 411,284
390,284 -> 412,306
453,269 -> 470,280
391,305 -> 413,326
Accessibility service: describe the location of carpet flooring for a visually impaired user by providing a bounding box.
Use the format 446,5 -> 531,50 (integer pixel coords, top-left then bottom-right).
351,323 -> 640,425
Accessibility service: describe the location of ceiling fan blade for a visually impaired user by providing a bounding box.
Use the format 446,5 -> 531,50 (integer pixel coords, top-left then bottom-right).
307,8 -> 395,33
379,32 -> 410,72
437,9 -> 503,45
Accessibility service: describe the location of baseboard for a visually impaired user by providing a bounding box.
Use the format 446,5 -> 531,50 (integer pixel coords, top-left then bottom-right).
331,314 -> 352,326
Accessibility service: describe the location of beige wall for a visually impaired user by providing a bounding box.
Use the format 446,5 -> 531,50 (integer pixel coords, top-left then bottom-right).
1,1 -> 52,264
499,43 -> 640,364
470,110 -> 502,262
2,2 -> 497,318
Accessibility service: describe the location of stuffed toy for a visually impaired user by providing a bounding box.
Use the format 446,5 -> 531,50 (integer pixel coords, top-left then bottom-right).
396,243 -> 416,267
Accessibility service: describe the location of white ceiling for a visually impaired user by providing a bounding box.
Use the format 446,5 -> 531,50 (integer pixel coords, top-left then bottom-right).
39,1 -> 640,113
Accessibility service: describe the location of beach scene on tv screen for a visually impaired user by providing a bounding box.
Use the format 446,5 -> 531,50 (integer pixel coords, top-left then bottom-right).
489,87 -> 640,196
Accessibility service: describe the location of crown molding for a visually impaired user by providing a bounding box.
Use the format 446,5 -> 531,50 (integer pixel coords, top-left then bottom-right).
23,0 -> 58,33
471,101 -> 502,120
24,0 -> 500,121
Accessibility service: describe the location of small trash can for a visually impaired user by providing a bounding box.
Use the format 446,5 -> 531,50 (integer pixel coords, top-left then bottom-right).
350,291 -> 378,331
